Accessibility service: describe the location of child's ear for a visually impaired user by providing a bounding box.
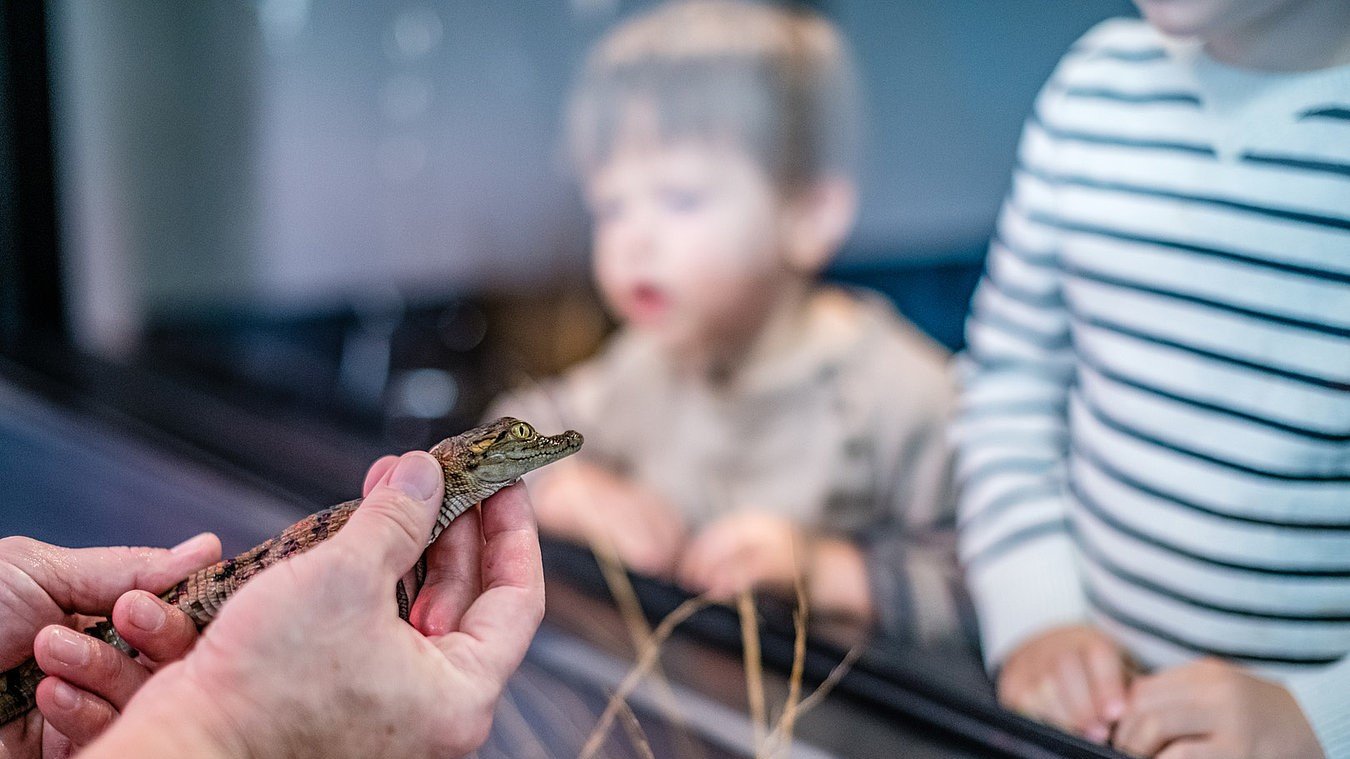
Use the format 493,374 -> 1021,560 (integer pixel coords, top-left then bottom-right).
782,177 -> 858,274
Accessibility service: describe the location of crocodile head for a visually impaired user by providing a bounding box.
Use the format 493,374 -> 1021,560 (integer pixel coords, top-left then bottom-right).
430,416 -> 583,492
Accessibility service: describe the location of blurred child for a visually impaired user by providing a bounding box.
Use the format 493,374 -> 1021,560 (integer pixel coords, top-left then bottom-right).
490,0 -> 965,642
953,0 -> 1349,756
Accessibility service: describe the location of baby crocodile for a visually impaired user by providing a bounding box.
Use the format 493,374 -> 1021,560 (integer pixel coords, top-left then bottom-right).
0,417 -> 582,726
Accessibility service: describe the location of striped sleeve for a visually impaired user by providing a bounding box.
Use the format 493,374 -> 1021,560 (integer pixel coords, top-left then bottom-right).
831,310 -> 972,646
862,404 -> 968,646
952,79 -> 1087,666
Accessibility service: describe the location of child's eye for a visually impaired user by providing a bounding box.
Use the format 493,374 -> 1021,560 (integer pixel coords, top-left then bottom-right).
658,186 -> 708,213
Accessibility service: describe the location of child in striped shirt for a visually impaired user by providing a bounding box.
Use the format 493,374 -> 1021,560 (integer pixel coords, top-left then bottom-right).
954,0 -> 1349,756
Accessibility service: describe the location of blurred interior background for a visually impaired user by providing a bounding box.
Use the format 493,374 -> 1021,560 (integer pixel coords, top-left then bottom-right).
13,0 -> 1134,458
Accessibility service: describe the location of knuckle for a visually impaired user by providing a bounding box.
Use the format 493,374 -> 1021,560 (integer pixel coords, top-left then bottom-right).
1086,639 -> 1117,663
444,639 -> 489,680
0,563 -> 46,621
95,639 -> 126,680
363,492 -> 428,545
79,694 -> 117,737
0,538 -> 50,580
318,549 -> 373,588
90,639 -> 137,696
0,535 -> 38,556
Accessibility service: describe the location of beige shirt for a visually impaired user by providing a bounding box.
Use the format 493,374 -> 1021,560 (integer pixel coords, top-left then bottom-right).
492,286 -> 967,643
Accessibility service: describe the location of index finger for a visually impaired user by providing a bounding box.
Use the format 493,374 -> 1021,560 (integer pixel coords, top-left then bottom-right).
1054,654 -> 1102,738
410,505 -> 484,636
434,483 -> 543,683
1084,641 -> 1127,725
362,455 -> 400,497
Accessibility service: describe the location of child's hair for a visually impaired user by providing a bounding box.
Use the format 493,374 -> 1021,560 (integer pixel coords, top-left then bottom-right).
566,0 -> 861,193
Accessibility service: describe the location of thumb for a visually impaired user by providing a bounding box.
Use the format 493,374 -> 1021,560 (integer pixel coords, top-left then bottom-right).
332,452 -> 444,578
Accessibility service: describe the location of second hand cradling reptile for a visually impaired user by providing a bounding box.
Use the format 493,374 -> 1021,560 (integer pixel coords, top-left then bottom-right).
0,416 -> 583,726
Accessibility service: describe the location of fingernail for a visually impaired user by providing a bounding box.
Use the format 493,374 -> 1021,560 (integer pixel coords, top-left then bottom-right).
46,628 -> 91,667
170,532 -> 213,556
1086,724 -> 1108,743
128,592 -> 167,632
391,454 -> 440,501
51,679 -> 80,710
1103,699 -> 1125,722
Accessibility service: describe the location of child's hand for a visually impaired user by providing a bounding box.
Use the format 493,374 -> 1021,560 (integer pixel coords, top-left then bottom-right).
998,624 -> 1130,744
1113,658 -> 1324,759
533,461 -> 686,576
676,511 -> 800,600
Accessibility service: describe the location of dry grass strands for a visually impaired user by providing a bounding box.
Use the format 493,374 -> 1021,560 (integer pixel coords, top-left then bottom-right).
737,589 -> 769,756
764,538 -> 810,758
616,696 -> 658,759
589,535 -> 707,759
793,641 -> 865,717
579,595 -> 713,759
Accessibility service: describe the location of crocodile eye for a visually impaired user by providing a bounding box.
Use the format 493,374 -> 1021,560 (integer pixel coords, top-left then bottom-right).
510,422 -> 534,439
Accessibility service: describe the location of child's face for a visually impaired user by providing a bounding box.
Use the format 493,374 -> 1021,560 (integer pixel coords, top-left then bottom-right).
1132,0 -> 1303,38
584,140 -> 797,358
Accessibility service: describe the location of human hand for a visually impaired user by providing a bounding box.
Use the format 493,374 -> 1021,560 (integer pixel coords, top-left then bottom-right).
1113,658 -> 1324,758
82,451 -> 546,759
535,460 -> 686,576
0,532 -> 220,759
676,511 -> 801,600
998,624 -> 1131,744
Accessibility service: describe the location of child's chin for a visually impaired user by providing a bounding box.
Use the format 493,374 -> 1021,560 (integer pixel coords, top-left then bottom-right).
1133,0 -> 1231,38
635,323 -> 697,353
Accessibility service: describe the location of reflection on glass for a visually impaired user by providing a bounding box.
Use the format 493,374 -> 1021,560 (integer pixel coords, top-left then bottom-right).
39,2 -> 1143,757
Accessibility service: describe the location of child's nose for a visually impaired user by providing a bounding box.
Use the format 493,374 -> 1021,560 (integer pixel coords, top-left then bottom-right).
612,210 -> 658,263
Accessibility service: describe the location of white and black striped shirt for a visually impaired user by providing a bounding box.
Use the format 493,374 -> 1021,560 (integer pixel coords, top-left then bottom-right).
953,18 -> 1350,756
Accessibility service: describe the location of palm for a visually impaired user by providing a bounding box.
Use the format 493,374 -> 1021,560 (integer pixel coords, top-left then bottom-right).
142,557 -> 433,755
134,485 -> 535,759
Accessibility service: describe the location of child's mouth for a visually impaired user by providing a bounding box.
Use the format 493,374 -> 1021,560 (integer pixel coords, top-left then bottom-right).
627,284 -> 669,324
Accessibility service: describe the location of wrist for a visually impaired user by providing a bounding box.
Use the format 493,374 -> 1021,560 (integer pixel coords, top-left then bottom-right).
84,677 -> 248,759
86,710 -> 234,758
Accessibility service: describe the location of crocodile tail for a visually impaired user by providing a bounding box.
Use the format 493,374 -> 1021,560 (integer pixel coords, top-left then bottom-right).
0,658 -> 43,726
87,619 -> 137,657
0,621 -> 138,726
